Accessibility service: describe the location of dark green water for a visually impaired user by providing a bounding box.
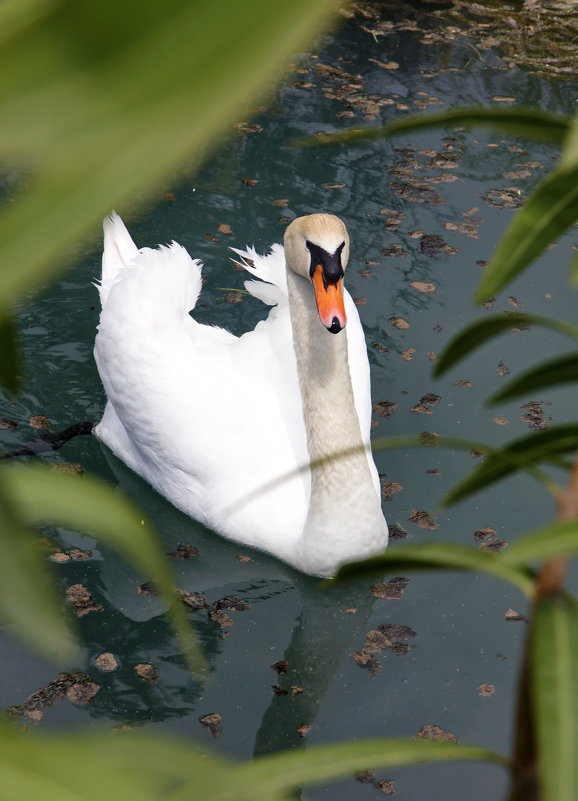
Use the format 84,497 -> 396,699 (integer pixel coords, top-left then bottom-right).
2,5 -> 577,799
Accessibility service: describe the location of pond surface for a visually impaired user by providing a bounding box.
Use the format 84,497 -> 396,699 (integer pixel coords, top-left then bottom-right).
2,3 -> 578,799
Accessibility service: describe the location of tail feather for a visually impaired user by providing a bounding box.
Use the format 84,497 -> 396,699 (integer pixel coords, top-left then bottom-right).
97,213 -> 139,306
97,214 -> 286,316
230,243 -> 287,297
97,213 -> 203,314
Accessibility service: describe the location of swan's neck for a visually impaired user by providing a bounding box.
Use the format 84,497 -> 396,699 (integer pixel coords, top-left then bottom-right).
287,269 -> 386,576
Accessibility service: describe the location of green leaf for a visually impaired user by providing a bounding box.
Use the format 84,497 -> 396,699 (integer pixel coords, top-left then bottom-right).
370,433 -> 490,455
305,106 -> 570,146
0,464 -> 204,672
488,353 -> 578,405
433,313 -> 578,377
441,424 -> 578,508
0,307 -> 20,394
475,164 -> 578,303
502,519 -> 578,566
0,0 -> 337,306
170,739 -> 507,801
0,725 -> 231,801
532,595 -> 578,801
0,477 -> 76,662
0,724 -> 506,801
560,111 -> 578,169
330,543 -> 534,596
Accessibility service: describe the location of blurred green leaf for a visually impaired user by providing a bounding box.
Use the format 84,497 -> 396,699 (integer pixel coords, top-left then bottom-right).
0,0 -> 337,307
433,313 -> 578,377
305,106 -> 570,146
532,595 -> 578,801
441,425 -> 578,508
0,724 -> 231,801
0,308 -> 20,394
475,164 -> 578,303
172,739 -> 507,801
331,543 -> 534,596
0,724 -> 506,801
503,519 -> 578,565
488,353 -> 578,405
560,111 -> 578,169
0,478 -> 76,661
0,0 -> 59,45
371,433 -> 490,455
1,464 -> 204,671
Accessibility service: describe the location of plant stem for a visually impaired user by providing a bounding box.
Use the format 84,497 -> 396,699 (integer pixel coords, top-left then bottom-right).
508,448 -> 578,799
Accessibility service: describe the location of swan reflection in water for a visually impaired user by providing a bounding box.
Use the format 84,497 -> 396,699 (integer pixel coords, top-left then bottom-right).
71,450 -> 385,757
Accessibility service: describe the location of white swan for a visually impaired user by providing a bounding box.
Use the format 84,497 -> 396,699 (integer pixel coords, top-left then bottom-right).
94,213 -> 388,576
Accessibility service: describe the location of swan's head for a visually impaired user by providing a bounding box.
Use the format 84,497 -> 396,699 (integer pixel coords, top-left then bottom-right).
284,214 -> 350,334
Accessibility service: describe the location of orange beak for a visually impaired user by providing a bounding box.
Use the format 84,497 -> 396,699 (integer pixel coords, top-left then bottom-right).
311,264 -> 347,334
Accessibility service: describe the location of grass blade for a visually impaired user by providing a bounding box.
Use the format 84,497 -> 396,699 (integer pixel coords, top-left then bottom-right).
488,353 -> 578,405
434,313 -> 578,377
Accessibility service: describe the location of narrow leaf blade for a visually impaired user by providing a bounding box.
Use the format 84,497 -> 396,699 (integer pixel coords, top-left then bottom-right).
306,106 -> 570,146
434,313 -> 578,377
502,519 -> 578,566
0,477 -> 76,661
1,464 -> 204,671
488,353 -> 578,405
331,543 -> 534,596
532,596 -> 578,801
560,111 -> 578,169
475,164 -> 578,302
442,424 -> 578,508
0,725 -> 231,801
207,739 -> 506,801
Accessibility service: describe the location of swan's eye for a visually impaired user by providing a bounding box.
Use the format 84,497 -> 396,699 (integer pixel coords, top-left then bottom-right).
305,241 -> 344,284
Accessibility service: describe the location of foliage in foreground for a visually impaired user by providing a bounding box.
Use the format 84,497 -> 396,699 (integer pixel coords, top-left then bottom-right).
327,104 -> 578,801
1,1 -> 578,799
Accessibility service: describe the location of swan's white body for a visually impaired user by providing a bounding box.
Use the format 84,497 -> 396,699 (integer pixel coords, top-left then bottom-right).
94,213 -> 388,576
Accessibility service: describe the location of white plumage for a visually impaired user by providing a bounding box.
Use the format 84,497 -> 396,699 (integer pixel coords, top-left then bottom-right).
94,213 -> 388,576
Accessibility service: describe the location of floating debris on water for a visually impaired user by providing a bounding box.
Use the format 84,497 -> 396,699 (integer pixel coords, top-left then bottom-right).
66,584 -> 103,617
7,672 -> 100,722
167,544 -> 200,560
199,713 -> 222,738
478,684 -> 496,697
28,415 -> 51,429
415,724 -> 458,744
95,653 -> 119,672
134,663 -> 159,683
370,577 -> 409,600
408,509 -> 439,530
